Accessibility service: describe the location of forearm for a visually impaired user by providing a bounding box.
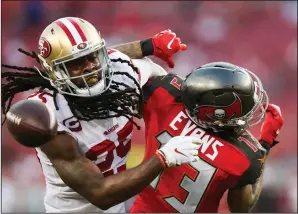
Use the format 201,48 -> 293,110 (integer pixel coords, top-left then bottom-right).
248,154 -> 267,210
109,38 -> 154,59
228,157 -> 267,212
229,174 -> 264,212
249,172 -> 264,209
95,154 -> 164,209
110,41 -> 143,59
54,153 -> 164,210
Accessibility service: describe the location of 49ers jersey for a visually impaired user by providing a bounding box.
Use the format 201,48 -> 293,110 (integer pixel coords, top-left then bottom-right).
26,50 -> 159,213
130,74 -> 266,213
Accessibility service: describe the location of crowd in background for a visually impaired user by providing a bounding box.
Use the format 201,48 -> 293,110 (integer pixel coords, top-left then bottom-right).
2,1 -> 297,212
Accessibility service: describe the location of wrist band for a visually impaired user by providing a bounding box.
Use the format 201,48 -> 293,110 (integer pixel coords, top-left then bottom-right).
140,38 -> 154,56
259,140 -> 271,152
155,151 -> 167,168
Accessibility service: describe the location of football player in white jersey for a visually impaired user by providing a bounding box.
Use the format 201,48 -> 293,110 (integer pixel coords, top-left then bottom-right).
2,17 -> 200,213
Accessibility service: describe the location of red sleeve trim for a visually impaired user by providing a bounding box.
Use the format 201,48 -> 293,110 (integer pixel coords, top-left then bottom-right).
107,48 -> 117,55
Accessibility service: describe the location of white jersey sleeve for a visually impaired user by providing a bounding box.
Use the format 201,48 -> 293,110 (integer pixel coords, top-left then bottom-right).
132,57 -> 167,87
108,48 -> 167,87
108,49 -> 141,88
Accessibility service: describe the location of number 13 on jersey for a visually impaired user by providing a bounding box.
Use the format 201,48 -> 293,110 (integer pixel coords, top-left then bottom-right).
150,131 -> 217,212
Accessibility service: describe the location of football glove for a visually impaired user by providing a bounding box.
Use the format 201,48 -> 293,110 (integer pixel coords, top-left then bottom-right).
156,136 -> 201,167
259,104 -> 284,149
141,29 -> 187,68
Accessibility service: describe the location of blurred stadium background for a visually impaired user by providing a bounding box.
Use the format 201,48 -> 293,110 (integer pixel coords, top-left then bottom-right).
1,1 -> 297,213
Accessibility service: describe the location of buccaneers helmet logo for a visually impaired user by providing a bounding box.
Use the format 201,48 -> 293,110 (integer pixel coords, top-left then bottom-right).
39,38 -> 51,58
196,93 -> 242,121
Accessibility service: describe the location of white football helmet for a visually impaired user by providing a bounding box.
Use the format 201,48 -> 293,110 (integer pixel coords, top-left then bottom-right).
36,17 -> 112,97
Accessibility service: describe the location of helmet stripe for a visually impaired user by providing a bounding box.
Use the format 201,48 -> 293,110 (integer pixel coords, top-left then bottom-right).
67,18 -> 87,42
59,18 -> 83,45
55,20 -> 77,46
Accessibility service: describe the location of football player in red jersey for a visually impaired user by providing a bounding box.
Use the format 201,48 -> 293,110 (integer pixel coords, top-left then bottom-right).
130,62 -> 284,213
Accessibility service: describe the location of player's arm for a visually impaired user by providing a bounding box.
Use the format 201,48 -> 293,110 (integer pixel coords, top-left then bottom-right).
110,41 -> 143,59
40,133 -> 162,210
227,150 -> 267,212
40,132 -> 200,210
109,29 -> 187,68
132,57 -> 167,87
227,104 -> 284,212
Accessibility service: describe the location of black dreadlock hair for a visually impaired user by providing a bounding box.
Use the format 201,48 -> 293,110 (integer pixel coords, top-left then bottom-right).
2,49 -> 144,129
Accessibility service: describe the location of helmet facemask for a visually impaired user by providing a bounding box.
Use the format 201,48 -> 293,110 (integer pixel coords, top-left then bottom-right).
36,39 -> 112,97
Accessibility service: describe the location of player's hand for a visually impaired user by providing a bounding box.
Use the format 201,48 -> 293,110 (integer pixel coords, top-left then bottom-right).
156,136 -> 201,167
259,104 -> 284,148
152,29 -> 187,68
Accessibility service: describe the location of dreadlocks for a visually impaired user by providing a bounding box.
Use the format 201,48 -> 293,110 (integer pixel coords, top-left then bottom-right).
2,49 -> 144,129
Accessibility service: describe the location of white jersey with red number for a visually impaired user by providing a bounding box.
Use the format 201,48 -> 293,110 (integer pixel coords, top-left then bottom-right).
27,50 -> 166,213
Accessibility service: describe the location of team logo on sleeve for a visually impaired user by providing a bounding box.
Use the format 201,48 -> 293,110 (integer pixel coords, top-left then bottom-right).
62,116 -> 82,132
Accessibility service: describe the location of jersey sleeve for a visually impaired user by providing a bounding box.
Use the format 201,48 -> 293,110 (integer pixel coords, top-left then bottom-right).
232,158 -> 264,188
142,73 -> 183,113
108,49 -> 142,89
108,48 -> 167,88
132,57 -> 167,87
231,140 -> 267,189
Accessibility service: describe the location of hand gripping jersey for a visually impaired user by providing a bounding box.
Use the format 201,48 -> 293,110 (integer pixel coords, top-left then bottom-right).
27,50 -> 166,213
130,74 -> 266,213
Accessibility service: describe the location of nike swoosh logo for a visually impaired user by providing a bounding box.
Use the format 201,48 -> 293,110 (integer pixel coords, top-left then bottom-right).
174,148 -> 187,157
167,35 -> 176,50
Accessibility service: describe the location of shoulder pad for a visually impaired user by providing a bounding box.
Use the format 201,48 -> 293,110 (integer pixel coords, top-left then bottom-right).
143,73 -> 183,103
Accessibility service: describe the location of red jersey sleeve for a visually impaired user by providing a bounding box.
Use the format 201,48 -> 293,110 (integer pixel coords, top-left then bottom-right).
142,73 -> 183,112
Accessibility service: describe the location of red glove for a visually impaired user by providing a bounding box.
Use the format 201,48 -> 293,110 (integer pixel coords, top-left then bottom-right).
259,104 -> 284,148
140,29 -> 187,68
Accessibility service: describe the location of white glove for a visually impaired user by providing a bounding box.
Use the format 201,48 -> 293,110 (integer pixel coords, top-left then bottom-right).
157,136 -> 202,167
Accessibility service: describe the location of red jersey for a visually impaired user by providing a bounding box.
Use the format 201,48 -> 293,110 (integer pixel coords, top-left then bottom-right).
130,74 -> 266,213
